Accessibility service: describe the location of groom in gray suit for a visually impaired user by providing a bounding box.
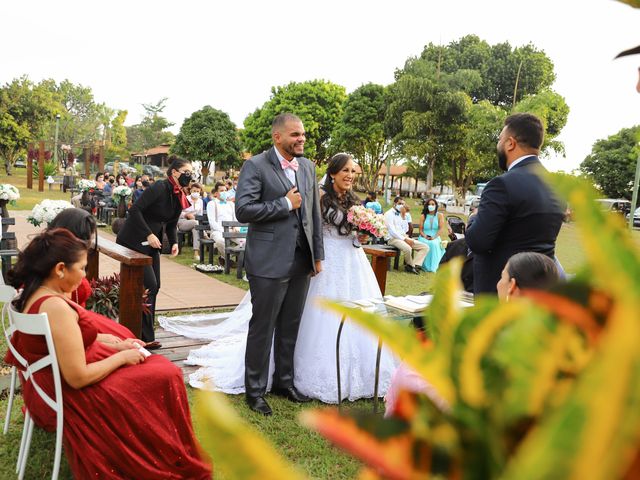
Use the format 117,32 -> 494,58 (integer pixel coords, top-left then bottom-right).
235,113 -> 324,415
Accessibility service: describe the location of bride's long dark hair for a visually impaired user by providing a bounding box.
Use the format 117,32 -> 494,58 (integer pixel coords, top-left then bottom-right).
320,153 -> 360,236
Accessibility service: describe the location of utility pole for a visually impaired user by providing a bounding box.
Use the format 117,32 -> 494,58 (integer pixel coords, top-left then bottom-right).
630,150 -> 640,230
53,114 -> 61,167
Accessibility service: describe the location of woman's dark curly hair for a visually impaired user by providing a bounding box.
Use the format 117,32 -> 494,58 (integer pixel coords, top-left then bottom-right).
8,228 -> 88,312
320,153 -> 360,236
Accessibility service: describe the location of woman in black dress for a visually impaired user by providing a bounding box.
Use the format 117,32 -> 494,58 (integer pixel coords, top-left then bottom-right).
116,157 -> 193,345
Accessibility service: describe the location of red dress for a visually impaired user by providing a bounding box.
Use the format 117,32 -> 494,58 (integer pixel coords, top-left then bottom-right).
73,277 -> 137,339
4,296 -> 212,479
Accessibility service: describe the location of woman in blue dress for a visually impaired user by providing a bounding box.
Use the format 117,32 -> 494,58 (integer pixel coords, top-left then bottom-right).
417,198 -> 447,272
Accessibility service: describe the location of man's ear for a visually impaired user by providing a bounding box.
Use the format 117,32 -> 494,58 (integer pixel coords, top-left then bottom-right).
508,277 -> 518,297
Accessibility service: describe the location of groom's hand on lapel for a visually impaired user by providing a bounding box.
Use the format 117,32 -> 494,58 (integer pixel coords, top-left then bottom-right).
286,187 -> 302,210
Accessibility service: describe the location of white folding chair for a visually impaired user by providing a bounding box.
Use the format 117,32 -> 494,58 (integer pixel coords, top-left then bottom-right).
6,302 -> 64,480
1,285 -> 18,435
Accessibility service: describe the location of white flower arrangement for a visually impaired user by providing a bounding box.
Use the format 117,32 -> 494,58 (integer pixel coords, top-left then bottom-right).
111,185 -> 132,205
77,179 -> 97,192
27,199 -> 74,227
0,184 -> 20,203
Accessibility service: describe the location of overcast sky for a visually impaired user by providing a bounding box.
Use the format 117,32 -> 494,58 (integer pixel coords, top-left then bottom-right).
2,0 -> 639,172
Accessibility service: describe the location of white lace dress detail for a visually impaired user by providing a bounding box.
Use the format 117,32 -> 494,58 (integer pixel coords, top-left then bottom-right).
161,219 -> 398,402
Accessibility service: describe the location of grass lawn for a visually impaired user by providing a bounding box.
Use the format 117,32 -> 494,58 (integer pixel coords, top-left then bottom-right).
0,167 -> 72,211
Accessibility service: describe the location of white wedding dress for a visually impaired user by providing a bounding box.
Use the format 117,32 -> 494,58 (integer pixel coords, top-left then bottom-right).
160,220 -> 398,403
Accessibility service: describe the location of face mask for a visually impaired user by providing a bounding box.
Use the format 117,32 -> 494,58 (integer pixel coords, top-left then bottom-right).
219,191 -> 229,203
191,192 -> 200,199
428,204 -> 436,212
395,204 -> 404,212
178,172 -> 192,187
118,179 -> 125,185
109,179 -> 115,184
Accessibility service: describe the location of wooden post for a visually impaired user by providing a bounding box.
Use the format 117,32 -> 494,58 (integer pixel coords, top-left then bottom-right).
86,248 -> 99,281
363,246 -> 396,295
27,142 -> 34,189
82,147 -> 89,179
98,145 -> 105,172
85,146 -> 91,178
38,140 -> 45,192
119,264 -> 145,337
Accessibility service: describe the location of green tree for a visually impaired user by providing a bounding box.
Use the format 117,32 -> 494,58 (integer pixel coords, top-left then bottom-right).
242,80 -> 347,161
386,63 -> 471,195
416,35 -> 556,107
580,126 -> 640,200
126,98 -> 175,154
0,76 -> 60,174
513,89 -> 570,155
171,106 -> 242,180
331,83 -> 393,191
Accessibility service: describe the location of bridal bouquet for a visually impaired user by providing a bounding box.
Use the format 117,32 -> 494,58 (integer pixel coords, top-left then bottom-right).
112,185 -> 132,205
77,179 -> 97,192
27,199 -> 74,226
0,184 -> 20,203
347,205 -> 387,238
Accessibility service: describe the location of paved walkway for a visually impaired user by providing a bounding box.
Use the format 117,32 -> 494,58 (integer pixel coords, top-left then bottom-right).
9,210 -> 246,311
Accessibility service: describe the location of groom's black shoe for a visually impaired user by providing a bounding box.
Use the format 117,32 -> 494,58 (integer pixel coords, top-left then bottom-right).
271,386 -> 311,403
246,395 -> 273,416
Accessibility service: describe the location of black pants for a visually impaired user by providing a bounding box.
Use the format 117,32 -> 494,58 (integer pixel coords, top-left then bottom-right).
244,245 -> 312,398
141,251 -> 161,342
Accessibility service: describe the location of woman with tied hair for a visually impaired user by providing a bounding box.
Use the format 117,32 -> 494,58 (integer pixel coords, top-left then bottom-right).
4,228 -> 211,479
47,208 -> 143,343
116,156 -> 193,346
496,251 -> 560,301
384,251 -> 561,417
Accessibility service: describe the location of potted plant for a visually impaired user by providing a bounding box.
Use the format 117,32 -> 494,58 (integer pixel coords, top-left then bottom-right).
0,184 -> 20,218
27,199 -> 74,227
85,273 -> 150,321
77,179 -> 97,207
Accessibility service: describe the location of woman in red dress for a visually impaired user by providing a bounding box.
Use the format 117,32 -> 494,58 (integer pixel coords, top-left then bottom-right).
4,229 -> 212,479
47,208 -> 143,342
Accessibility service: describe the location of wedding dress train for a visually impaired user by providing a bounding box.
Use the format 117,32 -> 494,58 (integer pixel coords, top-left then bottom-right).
160,224 -> 397,403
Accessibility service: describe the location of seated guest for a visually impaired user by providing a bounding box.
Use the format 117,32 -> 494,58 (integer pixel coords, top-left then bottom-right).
417,198 -> 448,272
94,172 -> 106,191
103,174 -> 114,196
496,251 -> 559,301
132,177 -> 145,203
206,181 -> 244,264
46,209 -> 152,345
364,191 -> 383,214
178,182 -> 204,260
384,196 -> 428,275
385,251 -> 560,418
4,229 -> 212,479
225,179 -> 236,202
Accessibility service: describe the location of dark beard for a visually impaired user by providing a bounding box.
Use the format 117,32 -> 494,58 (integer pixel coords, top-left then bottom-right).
498,149 -> 508,171
293,152 -> 304,158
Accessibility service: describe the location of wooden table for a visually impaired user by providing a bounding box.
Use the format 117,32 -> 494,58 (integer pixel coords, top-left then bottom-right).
362,245 -> 398,295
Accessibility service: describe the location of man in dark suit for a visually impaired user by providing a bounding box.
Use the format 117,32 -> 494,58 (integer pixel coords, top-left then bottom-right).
466,113 -> 565,294
235,113 -> 324,415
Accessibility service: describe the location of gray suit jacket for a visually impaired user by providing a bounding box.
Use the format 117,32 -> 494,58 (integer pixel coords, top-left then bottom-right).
235,147 -> 324,278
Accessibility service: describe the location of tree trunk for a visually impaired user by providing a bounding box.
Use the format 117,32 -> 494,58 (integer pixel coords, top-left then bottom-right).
425,154 -> 435,194
201,166 -> 209,185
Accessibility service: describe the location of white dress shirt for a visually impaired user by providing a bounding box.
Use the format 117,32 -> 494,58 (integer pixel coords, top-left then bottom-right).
508,154 -> 536,171
274,147 -> 296,211
384,208 -> 409,241
207,199 -> 237,233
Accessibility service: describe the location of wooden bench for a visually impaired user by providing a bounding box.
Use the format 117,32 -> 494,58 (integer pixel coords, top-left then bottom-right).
86,237 -> 152,338
195,214 -> 216,264
222,221 -> 247,279
1,218 -> 18,280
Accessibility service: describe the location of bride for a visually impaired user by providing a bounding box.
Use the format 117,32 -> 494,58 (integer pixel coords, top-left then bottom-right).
164,153 -> 397,403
